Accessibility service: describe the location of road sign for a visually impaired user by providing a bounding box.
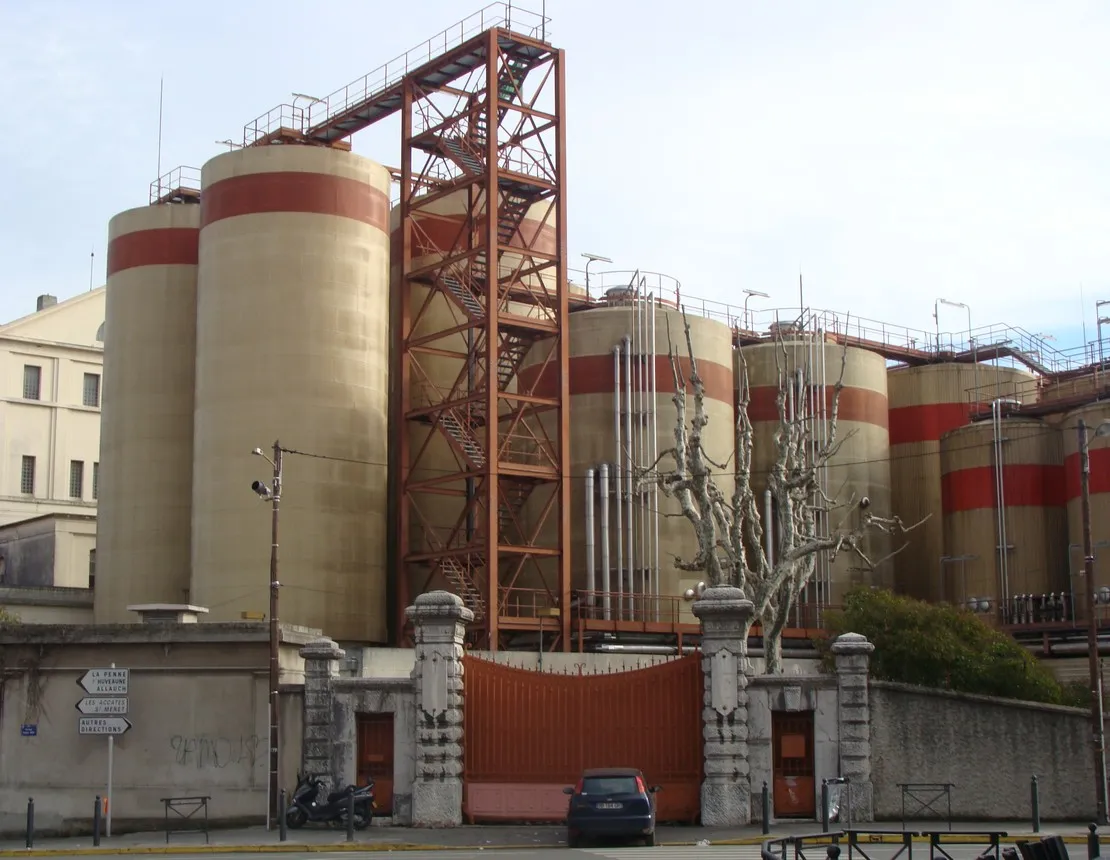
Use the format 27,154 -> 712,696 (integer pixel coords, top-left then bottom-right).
20,724 -> 36,737
77,668 -> 129,695
78,717 -> 132,736
75,697 -> 128,715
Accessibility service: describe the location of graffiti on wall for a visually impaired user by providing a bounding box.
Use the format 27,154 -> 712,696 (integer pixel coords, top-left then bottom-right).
169,734 -> 263,770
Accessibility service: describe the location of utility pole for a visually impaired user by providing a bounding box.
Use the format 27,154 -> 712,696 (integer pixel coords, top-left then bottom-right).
252,441 -> 283,830
1079,418 -> 1109,825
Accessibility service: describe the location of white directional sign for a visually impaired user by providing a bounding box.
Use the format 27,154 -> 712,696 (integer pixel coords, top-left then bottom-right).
78,717 -> 132,736
77,668 -> 129,695
75,697 -> 128,716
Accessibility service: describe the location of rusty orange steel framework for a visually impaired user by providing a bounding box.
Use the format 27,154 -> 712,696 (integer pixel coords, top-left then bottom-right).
394,26 -> 571,651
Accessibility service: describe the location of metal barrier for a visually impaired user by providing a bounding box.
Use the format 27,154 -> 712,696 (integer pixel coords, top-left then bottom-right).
764,830 -> 1009,860
898,783 -> 955,831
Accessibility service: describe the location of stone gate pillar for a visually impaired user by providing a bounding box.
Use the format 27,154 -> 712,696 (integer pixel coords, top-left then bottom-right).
692,585 -> 755,826
831,632 -> 875,822
299,637 -> 345,785
406,590 -> 473,827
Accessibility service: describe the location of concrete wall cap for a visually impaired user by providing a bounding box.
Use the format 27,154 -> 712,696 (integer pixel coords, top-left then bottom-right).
300,636 -> 345,660
691,585 -> 755,620
831,632 -> 875,656
406,590 -> 475,624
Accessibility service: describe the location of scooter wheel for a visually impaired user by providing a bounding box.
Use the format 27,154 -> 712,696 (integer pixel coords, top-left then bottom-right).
286,807 -> 307,830
353,808 -> 372,831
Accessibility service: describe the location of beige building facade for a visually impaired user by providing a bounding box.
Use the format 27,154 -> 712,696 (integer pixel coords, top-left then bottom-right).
0,290 -> 105,526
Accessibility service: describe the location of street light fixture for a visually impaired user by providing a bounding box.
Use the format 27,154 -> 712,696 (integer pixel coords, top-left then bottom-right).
581,253 -> 612,301
1078,418 -> 1110,826
742,289 -> 770,331
251,442 -> 284,831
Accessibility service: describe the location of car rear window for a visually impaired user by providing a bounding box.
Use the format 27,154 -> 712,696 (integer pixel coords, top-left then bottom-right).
581,776 -> 639,795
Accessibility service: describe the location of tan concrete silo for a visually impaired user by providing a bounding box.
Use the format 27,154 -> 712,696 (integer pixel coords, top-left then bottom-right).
739,337 -> 892,608
518,298 -> 735,624
191,145 -> 390,643
887,364 -> 1036,602
940,418 -> 1067,615
389,190 -> 559,615
94,203 -> 201,623
1061,402 -> 1110,617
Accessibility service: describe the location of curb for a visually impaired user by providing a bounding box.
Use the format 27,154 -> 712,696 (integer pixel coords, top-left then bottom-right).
0,845 -> 462,857
710,833 -> 1093,847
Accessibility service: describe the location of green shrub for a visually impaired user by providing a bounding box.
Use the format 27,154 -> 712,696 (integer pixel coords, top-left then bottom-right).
816,587 -> 1077,706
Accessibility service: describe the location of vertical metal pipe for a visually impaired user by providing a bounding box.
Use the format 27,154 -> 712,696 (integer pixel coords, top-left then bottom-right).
1079,418 -> 1110,825
613,346 -> 623,621
765,488 -> 774,566
585,468 -> 596,599
638,284 -> 648,616
632,288 -> 641,614
599,463 -> 611,620
650,293 -> 661,621
624,335 -> 634,620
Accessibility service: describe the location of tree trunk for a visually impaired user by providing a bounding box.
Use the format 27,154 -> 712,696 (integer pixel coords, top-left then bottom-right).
763,628 -> 784,675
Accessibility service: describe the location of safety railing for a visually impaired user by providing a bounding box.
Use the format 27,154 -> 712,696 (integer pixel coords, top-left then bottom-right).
149,166 -> 201,204
251,2 -> 550,150
243,104 -> 313,147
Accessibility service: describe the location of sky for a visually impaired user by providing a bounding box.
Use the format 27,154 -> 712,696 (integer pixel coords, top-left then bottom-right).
1,0 -> 1107,361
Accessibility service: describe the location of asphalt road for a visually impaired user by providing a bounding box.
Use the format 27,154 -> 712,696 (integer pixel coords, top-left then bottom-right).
44,846 -> 1013,860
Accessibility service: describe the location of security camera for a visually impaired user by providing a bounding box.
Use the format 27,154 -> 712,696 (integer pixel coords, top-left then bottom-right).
251,480 -> 272,499
859,496 -> 871,510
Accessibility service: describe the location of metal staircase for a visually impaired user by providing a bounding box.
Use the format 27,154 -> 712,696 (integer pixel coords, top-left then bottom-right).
442,137 -> 484,175
498,332 -> 532,389
439,408 -> 486,469
498,480 -> 533,539
441,272 -> 484,317
438,555 -> 487,619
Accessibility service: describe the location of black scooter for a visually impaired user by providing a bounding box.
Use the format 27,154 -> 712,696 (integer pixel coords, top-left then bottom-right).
285,772 -> 375,830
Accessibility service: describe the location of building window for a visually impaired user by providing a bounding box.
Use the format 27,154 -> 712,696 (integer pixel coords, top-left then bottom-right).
22,365 -> 41,400
88,549 -> 96,590
20,456 -> 35,495
83,373 -> 101,408
69,460 -> 84,499
93,462 -> 100,500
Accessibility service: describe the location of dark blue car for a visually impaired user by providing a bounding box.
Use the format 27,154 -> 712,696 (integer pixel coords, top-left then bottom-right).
563,767 -> 660,848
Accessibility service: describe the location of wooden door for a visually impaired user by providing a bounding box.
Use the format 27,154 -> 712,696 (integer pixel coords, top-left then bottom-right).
356,713 -> 394,816
771,710 -> 815,818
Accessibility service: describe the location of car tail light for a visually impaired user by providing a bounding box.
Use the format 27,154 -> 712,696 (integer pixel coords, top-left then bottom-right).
574,779 -> 584,794
635,776 -> 646,794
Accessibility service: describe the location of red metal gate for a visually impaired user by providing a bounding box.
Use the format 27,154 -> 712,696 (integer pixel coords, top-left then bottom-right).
462,654 -> 703,823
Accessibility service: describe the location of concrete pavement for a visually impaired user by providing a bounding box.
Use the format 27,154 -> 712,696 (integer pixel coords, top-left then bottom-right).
0,821 -> 1103,857
0,845 -> 1093,860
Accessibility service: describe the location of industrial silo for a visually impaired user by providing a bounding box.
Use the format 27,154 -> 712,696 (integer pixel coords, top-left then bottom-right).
939,418 -> 1067,618
191,145 -> 391,643
887,364 -> 1036,602
1061,402 -> 1110,618
94,203 -> 200,623
518,294 -> 736,624
389,190 -> 560,619
739,335 -> 892,609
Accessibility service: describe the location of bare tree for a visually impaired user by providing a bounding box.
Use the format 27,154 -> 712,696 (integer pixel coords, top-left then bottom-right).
656,312 -> 919,674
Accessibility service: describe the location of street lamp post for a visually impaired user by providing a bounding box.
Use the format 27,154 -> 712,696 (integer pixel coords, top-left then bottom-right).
743,289 -> 770,332
1078,418 -> 1110,826
581,253 -> 612,302
251,442 -> 284,831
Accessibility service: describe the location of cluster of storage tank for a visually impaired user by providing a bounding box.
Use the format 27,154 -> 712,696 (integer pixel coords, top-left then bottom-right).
94,142 -> 1110,644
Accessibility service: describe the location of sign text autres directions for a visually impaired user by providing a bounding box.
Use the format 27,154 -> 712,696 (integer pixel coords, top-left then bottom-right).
78,717 -> 132,736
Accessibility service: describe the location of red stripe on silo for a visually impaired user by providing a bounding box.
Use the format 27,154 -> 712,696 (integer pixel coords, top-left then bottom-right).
200,172 -> 389,230
516,354 -> 733,404
106,228 -> 199,276
390,213 -> 557,260
1063,449 -> 1110,500
888,403 -> 972,445
745,385 -> 888,429
941,464 -> 1065,512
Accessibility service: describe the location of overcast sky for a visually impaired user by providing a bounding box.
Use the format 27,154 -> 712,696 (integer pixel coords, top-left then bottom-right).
1,0 -> 1106,359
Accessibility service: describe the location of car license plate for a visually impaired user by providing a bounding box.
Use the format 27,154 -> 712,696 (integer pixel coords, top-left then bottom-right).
596,802 -> 622,810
